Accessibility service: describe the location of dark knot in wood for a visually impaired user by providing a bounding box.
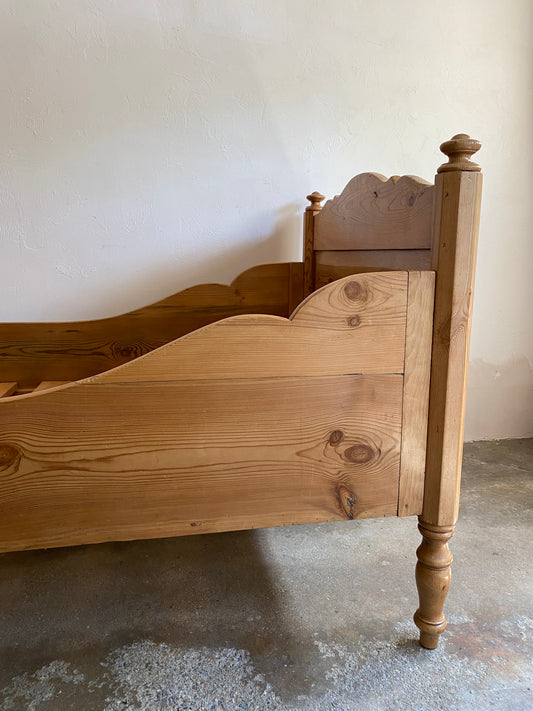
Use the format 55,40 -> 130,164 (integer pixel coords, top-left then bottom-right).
112,343 -> 146,360
347,315 -> 361,328
0,445 -> 21,473
344,443 -> 376,464
343,281 -> 364,302
336,483 -> 357,520
328,430 -> 344,446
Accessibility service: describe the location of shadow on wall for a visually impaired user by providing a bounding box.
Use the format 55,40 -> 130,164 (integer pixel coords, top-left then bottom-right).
1,4 -> 304,321
465,357 -> 533,440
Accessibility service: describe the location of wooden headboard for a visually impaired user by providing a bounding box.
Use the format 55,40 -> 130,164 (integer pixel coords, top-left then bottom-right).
304,173 -> 435,294
304,162 -> 442,294
309,174 -> 434,290
302,135 -> 483,295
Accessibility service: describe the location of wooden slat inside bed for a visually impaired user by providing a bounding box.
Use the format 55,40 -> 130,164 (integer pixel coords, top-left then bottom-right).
32,381 -> 69,392
0,381 -> 70,397
0,382 -> 17,398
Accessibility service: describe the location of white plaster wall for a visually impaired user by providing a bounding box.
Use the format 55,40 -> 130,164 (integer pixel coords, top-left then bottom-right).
1,1 -> 532,439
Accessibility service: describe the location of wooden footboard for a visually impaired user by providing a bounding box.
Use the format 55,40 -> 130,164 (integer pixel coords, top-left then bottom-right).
0,271 -> 434,552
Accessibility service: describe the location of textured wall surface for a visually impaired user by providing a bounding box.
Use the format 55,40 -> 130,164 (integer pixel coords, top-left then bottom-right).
1,1 -> 532,439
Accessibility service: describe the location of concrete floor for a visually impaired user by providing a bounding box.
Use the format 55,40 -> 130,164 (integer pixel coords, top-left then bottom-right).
0,439 -> 532,710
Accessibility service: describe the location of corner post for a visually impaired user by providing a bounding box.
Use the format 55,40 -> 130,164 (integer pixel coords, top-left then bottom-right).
303,192 -> 325,298
414,134 -> 483,649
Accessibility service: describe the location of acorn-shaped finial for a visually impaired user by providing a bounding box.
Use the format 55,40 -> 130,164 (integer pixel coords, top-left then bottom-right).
438,134 -> 481,173
306,191 -> 325,211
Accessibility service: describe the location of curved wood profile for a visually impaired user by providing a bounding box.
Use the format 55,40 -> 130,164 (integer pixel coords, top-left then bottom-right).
314,173 -> 434,251
0,262 -> 303,389
93,271 -> 408,384
0,273 -> 409,552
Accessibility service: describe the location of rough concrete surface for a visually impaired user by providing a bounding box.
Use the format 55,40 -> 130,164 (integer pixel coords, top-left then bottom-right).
0,439 -> 532,710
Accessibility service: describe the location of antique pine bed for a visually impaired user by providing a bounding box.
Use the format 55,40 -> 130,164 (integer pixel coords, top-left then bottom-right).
0,134 -> 482,649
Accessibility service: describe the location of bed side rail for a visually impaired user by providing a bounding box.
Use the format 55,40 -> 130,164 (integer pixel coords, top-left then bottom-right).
0,262 -> 303,389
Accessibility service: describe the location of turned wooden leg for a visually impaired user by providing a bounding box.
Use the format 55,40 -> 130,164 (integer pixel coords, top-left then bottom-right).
413,520 -> 454,649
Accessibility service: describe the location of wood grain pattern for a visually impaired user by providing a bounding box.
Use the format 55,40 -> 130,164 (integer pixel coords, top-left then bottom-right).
314,174 -> 435,251
315,250 -> 432,288
423,170 -> 483,527
93,272 -> 408,383
0,374 -> 402,552
398,271 -> 435,516
0,263 -> 298,389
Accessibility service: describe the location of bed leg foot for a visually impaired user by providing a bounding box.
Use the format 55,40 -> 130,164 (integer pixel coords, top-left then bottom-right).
413,520 -> 454,649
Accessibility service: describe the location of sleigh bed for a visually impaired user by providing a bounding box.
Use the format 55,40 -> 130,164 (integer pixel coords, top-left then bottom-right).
0,134 -> 482,649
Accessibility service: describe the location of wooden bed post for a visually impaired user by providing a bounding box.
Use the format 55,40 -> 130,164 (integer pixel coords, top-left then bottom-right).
414,134 -> 483,649
303,191 -> 325,297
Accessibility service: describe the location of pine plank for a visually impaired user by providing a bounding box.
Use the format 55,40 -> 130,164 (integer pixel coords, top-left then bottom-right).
423,170 -> 483,526
95,272 -> 408,383
0,374 -> 402,552
398,271 -> 435,516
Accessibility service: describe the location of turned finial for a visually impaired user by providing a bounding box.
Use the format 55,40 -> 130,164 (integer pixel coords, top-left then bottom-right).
306,191 -> 325,212
438,134 -> 481,173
